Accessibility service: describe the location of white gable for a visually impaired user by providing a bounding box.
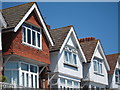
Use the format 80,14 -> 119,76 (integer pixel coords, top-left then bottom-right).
94,48 -> 103,59
67,36 -> 75,47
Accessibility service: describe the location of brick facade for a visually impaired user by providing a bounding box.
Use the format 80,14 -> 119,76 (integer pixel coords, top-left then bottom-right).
2,11 -> 50,64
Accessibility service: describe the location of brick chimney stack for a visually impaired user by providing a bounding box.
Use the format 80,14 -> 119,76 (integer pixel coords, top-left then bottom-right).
78,37 -> 96,43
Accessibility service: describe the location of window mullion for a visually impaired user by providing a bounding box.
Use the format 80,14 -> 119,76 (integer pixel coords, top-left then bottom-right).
31,30 -> 33,45
36,31 -> 38,47
26,27 -> 28,43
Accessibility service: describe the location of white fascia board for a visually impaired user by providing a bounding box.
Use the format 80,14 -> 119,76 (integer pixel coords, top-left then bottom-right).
14,3 -> 54,46
59,27 -> 86,63
91,41 -> 110,71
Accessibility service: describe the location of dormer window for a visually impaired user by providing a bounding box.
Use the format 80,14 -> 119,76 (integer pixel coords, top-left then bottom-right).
93,58 -> 103,75
22,23 -> 42,49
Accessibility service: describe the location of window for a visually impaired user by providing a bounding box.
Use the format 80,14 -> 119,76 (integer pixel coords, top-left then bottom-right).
74,81 -> 79,87
67,80 -> 72,86
64,49 -> 77,66
4,61 -> 39,88
93,58 -> 103,75
115,68 -> 120,83
60,78 -> 65,84
22,23 -> 42,49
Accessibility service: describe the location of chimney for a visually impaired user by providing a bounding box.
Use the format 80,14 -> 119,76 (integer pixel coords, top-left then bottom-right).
79,37 -> 96,43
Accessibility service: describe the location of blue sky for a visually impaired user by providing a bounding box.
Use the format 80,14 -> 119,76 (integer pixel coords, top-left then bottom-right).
2,2 -> 118,55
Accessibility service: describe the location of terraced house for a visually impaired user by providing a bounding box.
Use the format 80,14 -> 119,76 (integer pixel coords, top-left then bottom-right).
49,25 -> 86,89
79,37 -> 110,89
0,2 -> 119,89
1,2 -> 54,88
106,53 -> 120,89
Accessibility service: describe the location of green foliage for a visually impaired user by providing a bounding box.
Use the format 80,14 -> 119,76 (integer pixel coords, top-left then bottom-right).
2,76 -> 7,82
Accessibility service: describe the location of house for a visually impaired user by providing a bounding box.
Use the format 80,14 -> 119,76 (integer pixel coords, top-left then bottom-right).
1,2 -> 54,88
78,37 -> 110,89
49,25 -> 86,89
106,53 -> 120,89
0,11 -> 7,81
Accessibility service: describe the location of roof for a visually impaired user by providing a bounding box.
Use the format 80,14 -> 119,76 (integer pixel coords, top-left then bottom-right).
49,25 -> 72,52
79,37 -> 98,62
2,2 -> 35,29
106,53 -> 120,74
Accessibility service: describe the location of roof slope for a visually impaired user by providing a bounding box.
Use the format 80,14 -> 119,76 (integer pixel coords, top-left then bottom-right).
79,37 -> 98,62
49,25 -> 72,52
106,53 -> 120,74
2,2 -> 35,29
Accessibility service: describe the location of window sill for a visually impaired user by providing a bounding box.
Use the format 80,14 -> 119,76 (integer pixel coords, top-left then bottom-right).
22,42 -> 42,51
64,62 -> 77,68
94,72 -> 104,76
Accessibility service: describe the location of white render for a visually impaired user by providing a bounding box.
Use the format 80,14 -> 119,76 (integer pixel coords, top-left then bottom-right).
49,27 -> 86,88
108,56 -> 120,89
83,41 -> 110,88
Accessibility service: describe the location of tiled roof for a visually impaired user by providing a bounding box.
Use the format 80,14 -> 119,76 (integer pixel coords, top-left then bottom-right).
106,53 -> 120,74
49,25 -> 72,52
1,2 -> 35,29
78,37 -> 98,62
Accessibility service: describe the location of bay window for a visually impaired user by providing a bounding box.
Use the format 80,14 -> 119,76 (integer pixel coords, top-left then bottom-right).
22,23 -> 42,49
4,61 -> 39,88
93,58 -> 103,75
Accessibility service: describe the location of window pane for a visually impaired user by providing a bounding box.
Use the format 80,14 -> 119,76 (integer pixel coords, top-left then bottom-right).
21,63 -> 29,71
74,81 -> 78,87
4,70 -> 12,83
35,75 -> 37,88
115,76 -> 119,83
31,75 -> 33,88
93,61 -> 97,72
100,64 -> 102,74
22,73 -> 25,86
30,65 -> 37,73
27,29 -> 31,44
32,26 -> 40,32
37,33 -> 40,47
67,80 -> 72,85
26,74 -> 29,87
22,27 -> 26,42
32,31 -> 36,46
73,54 -> 77,64
68,52 -> 72,64
115,69 -> 119,75
60,78 -> 65,84
5,62 -> 18,69
65,51 -> 68,62
13,71 -> 19,85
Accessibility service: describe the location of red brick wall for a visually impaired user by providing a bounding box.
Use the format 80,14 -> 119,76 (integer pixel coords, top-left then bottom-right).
2,11 -> 50,64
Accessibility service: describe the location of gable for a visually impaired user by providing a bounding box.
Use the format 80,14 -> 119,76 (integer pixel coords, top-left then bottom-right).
106,53 -> 120,74
92,41 -> 110,71
59,27 -> 86,63
2,2 -> 54,46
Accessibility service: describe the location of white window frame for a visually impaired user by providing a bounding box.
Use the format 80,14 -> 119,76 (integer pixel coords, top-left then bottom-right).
64,47 -> 78,67
93,58 -> 103,75
4,61 -> 39,88
22,24 -> 42,50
